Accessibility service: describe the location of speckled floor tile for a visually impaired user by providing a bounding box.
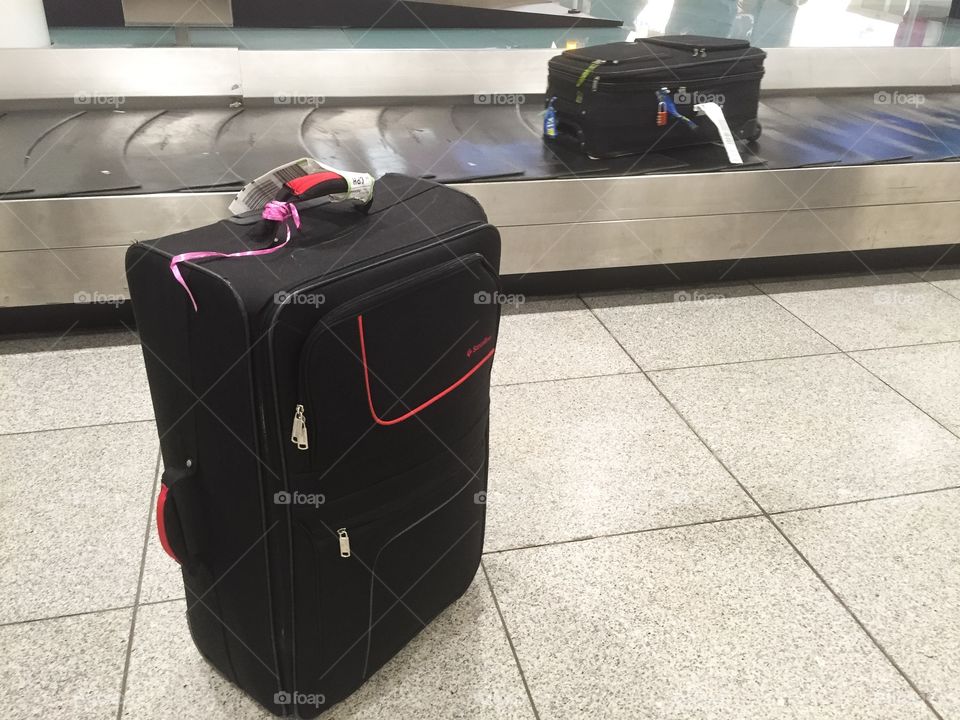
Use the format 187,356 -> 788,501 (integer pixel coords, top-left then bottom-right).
777,490 -> 960,719
919,266 -> 960,300
138,481 -> 186,605
583,284 -> 835,370
0,607 -> 131,720
0,423 -> 158,623
0,329 -> 138,356
650,354 -> 960,512
484,518 -> 933,720
323,577 -> 534,720
852,342 -> 960,436
0,344 -> 154,434
485,374 -> 756,552
757,272 -> 960,350
491,297 -> 636,386
123,579 -> 533,720
121,600 -> 274,720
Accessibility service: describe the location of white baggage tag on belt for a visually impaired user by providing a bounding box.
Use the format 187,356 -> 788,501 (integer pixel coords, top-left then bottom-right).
694,102 -> 743,165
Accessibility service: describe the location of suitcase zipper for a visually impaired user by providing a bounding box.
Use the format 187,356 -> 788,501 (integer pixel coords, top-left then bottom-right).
337,528 -> 351,557
290,404 -> 309,450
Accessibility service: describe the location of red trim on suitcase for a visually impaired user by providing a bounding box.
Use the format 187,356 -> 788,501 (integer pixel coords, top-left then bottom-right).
285,172 -> 344,196
357,314 -> 495,426
156,484 -> 181,564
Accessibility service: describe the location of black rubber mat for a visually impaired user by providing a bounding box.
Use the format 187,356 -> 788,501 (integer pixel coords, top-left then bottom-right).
0,111 -> 86,196
124,109 -> 247,193
829,95 -> 960,161
4,91 -> 960,199
212,107 -> 314,183
743,102 -> 844,168
376,105 -> 524,182
302,107 -> 412,177
761,97 -> 913,165
19,110 -> 156,196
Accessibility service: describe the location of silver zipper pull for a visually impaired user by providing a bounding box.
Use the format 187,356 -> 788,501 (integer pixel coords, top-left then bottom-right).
337,528 -> 351,558
290,404 -> 308,450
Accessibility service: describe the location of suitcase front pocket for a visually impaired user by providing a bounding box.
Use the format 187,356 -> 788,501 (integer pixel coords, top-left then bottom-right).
290,254 -> 500,491
291,426 -> 487,700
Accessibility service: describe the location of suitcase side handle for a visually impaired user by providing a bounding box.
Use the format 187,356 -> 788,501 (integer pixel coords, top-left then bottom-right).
156,466 -> 207,565
357,314 -> 495,426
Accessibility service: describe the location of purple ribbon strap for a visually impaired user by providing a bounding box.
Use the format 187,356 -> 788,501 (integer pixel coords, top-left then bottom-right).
170,201 -> 301,311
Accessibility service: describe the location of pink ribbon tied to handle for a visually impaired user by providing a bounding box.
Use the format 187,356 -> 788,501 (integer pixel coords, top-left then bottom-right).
169,200 -> 301,311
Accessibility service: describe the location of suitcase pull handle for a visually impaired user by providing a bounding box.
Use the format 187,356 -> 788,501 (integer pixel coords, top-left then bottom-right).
277,171 -> 374,213
357,315 -> 495,426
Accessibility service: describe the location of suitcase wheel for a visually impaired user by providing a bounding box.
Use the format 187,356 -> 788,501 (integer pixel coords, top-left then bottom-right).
739,119 -> 762,143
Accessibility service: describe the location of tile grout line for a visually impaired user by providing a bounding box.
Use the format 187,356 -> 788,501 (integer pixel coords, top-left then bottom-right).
480,561 -> 543,720
751,283 -> 960,445
648,369 -> 947,720
0,418 -> 156,439
480,479 -> 960,558
492,369 -> 644,389
761,514 -> 945,720
0,604 -> 138,629
914,268 -> 960,304
771,483 -> 960,517
585,291 -> 944,719
114,446 -> 163,720
482,512 -> 763,556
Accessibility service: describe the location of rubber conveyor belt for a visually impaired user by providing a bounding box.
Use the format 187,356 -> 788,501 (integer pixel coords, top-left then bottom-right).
1,92 -> 959,199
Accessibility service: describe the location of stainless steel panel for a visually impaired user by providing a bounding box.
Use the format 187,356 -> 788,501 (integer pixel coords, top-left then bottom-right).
498,201 -> 960,274
0,48 -> 241,101
462,163 -> 960,226
2,163 -> 959,306
122,0 -> 233,26
0,246 -> 129,307
0,193 -> 233,252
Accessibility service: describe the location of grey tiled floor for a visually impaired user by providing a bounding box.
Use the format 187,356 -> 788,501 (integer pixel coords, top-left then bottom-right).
2,270 -> 960,719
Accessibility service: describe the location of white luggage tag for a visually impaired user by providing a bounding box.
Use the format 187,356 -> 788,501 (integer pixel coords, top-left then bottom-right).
693,102 -> 743,165
229,158 -> 375,215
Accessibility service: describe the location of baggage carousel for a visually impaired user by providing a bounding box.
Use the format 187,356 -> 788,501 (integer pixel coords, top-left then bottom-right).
1,46 -> 959,316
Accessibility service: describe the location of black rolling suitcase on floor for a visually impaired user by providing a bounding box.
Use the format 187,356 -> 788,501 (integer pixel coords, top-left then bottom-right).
545,35 -> 766,158
126,170 -> 501,718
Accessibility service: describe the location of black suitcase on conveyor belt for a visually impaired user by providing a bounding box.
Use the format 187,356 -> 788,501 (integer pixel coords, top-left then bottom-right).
545,35 -> 766,158
126,171 -> 501,718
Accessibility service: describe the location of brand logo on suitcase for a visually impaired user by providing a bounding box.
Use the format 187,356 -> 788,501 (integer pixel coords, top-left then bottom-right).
466,335 -> 492,358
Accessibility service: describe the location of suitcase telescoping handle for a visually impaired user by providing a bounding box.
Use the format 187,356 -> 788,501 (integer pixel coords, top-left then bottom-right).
170,170 -> 375,311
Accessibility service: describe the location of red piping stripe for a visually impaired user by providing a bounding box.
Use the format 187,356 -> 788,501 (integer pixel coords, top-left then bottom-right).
358,314 -> 495,426
156,484 -> 181,564
285,171 -> 344,196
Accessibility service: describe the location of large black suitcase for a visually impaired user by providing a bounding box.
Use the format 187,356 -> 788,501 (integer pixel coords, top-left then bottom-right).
546,35 -> 766,158
126,172 -> 501,717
